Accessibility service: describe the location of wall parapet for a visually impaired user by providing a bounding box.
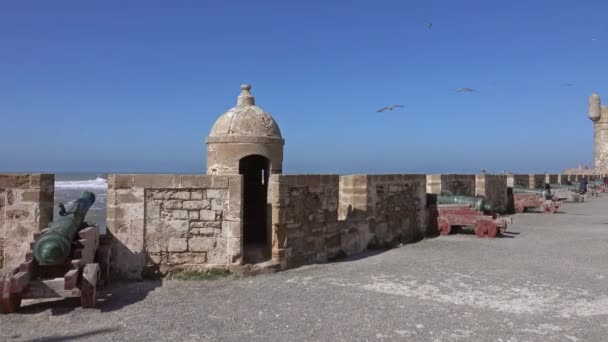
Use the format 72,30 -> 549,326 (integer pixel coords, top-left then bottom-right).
107,174 -> 243,280
269,174 -> 427,270
0,174 -> 54,270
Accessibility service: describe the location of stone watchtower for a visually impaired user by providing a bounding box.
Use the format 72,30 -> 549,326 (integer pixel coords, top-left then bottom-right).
588,93 -> 608,172
206,84 -> 284,263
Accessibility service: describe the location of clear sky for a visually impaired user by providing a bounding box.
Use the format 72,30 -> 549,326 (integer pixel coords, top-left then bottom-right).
1,0 -> 608,174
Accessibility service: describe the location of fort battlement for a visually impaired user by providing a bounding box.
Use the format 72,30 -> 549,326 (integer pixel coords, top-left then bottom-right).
1,86 -> 605,280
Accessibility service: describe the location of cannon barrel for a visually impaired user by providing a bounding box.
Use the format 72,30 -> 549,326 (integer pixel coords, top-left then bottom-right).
437,194 -> 494,212
512,186 -> 552,200
33,191 -> 95,265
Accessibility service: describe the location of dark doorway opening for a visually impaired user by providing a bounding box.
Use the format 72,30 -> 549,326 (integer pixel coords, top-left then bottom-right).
239,155 -> 270,264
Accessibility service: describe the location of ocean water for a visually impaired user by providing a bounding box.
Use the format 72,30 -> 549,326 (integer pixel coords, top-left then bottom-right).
54,173 -> 108,233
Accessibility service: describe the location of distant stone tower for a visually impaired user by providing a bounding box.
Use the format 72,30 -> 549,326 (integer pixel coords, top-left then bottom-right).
206,84 -> 284,175
588,92 -> 608,172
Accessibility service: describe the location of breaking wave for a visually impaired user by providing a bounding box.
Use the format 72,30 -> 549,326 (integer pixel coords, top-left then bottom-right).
55,177 -> 108,189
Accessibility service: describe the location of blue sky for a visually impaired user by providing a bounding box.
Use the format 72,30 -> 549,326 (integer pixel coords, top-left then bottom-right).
1,0 -> 607,174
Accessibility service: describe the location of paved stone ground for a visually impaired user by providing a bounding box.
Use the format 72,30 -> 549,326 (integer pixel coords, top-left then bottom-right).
1,197 -> 608,342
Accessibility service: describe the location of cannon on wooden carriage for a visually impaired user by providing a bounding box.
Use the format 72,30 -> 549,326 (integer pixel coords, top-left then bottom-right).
512,187 -> 561,214
0,192 -> 112,314
549,184 -> 586,202
434,192 -> 511,238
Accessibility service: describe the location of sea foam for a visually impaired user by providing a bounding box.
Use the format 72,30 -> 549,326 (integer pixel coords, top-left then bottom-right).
55,177 -> 108,189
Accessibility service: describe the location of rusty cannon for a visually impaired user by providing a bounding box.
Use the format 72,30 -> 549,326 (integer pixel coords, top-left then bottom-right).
434,192 -> 511,238
0,191 -> 112,314
512,187 -> 561,214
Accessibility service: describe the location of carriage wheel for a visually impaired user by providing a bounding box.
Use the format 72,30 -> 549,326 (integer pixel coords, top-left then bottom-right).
81,264 -> 99,309
514,201 -> 525,213
541,201 -> 556,214
437,217 -> 451,235
474,219 -> 498,238
0,279 -> 21,314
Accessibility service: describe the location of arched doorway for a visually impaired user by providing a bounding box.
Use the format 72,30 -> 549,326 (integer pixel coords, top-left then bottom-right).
239,155 -> 270,264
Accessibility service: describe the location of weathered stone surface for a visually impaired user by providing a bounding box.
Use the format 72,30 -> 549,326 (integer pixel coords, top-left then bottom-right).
205,85 -> 284,176
183,200 -> 211,210
188,211 -> 200,220
0,174 -> 54,269
189,236 -> 216,252
426,174 -> 475,196
108,182 -> 241,279
476,174 -> 508,213
200,209 -> 217,221
168,237 -> 188,252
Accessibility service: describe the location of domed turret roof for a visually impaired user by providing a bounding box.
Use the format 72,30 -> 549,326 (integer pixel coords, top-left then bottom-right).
208,84 -> 283,140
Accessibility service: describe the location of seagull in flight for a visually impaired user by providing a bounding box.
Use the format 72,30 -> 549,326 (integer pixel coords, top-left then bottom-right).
563,83 -> 574,87
455,88 -> 477,93
377,105 -> 404,112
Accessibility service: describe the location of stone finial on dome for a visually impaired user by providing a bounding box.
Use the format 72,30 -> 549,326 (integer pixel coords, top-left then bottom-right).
237,84 -> 255,106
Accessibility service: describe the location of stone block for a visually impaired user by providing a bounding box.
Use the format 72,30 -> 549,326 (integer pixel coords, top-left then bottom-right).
222,220 -> 242,238
211,199 -> 225,211
169,252 -> 207,265
0,174 -> 30,189
116,191 -> 143,204
191,190 -> 204,200
183,200 -> 211,210
180,175 -> 213,188
133,174 -> 179,188
163,200 -> 183,210
170,191 -> 191,200
189,236 -> 216,252
205,189 -> 225,199
193,227 -> 220,236
200,209 -> 216,221
168,237 -> 188,252
107,174 -> 134,189
171,210 -> 189,220
211,177 -> 229,188
165,220 -> 189,235
188,211 -> 200,220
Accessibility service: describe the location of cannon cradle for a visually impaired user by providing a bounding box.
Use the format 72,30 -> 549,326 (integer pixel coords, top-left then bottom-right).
1,191 -> 112,314
33,191 -> 96,266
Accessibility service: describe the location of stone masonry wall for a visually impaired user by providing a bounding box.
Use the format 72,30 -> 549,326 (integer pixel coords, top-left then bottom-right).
107,174 -> 242,280
426,174 -> 476,196
269,175 -> 340,269
508,174 -> 530,188
475,174 -> 508,213
530,174 -> 546,189
367,175 -> 426,246
0,174 -> 54,270
270,174 -> 427,270
546,174 -> 558,185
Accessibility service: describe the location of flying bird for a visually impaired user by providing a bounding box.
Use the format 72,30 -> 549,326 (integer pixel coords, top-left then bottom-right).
428,23 -> 432,30
563,83 -> 574,87
377,105 -> 404,112
455,88 -> 477,93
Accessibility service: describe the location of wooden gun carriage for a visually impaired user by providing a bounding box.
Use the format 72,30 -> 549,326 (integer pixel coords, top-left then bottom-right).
436,204 -> 510,238
0,226 -> 112,314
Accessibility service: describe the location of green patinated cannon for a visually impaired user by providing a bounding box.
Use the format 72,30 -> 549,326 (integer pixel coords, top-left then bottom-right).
512,186 -> 552,200
437,192 -> 494,213
33,191 -> 96,265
